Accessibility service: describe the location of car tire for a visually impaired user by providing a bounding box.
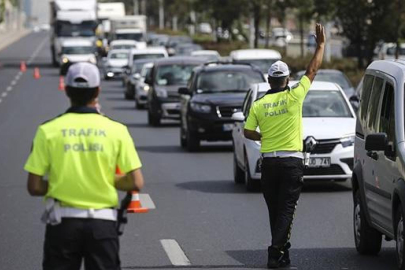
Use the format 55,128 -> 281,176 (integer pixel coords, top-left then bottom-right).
186,130 -> 200,152
180,121 -> 187,149
353,190 -> 382,255
396,205 -> 405,270
233,145 -> 245,184
244,153 -> 257,191
135,99 -> 144,109
125,92 -> 133,100
147,108 -> 160,126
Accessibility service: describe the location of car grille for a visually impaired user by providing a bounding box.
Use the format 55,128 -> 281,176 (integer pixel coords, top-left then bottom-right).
216,106 -> 241,118
304,165 -> 345,175
311,140 -> 339,154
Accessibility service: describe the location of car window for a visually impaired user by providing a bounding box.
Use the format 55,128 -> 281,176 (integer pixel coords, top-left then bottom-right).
360,75 -> 375,124
379,82 -> 395,144
133,54 -> 165,61
196,70 -> 264,93
62,46 -> 95,54
155,64 -> 197,86
314,73 -> 352,89
110,52 -> 128,59
187,72 -> 195,90
302,90 -> 352,117
367,77 -> 384,133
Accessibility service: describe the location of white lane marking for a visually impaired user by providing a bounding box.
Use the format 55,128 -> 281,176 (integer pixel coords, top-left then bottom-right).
10,80 -> 17,86
15,74 -> 21,80
6,86 -> 12,92
1,92 -> 7,97
18,71 -> 22,76
139,194 -> 156,209
27,38 -> 48,65
160,239 -> 191,266
0,99 -> 2,103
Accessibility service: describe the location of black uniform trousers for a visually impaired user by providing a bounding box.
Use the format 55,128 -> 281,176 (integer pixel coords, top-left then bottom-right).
261,157 -> 304,250
43,218 -> 120,270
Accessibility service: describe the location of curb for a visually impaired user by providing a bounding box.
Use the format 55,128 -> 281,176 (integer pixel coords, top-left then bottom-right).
0,29 -> 31,52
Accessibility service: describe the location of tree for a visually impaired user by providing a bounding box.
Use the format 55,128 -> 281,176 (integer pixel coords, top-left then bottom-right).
291,0 -> 314,57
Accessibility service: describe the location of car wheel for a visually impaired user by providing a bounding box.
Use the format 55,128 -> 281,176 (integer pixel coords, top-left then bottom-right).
353,190 -> 382,255
135,99 -> 144,109
180,120 -> 187,148
233,145 -> 244,184
186,130 -> 200,152
147,107 -> 160,126
396,205 -> 405,270
244,154 -> 257,191
125,92 -> 133,100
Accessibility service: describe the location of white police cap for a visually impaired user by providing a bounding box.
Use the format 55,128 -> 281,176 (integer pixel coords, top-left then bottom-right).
268,60 -> 290,77
65,62 -> 100,88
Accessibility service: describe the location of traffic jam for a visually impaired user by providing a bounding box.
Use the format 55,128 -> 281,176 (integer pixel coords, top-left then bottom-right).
1,0 -> 405,269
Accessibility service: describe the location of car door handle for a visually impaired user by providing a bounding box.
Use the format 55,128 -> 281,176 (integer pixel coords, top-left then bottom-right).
366,151 -> 379,160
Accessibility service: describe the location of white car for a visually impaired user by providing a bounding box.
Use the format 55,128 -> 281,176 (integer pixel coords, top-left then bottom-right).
232,81 -> 356,190
373,42 -> 405,61
134,62 -> 154,108
191,50 -> 221,62
103,49 -> 129,80
109,40 -> 138,51
59,38 -> 97,75
230,49 -> 282,76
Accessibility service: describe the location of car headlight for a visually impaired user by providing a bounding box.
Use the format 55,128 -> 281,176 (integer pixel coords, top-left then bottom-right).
62,57 -> 69,64
89,56 -> 97,64
190,103 -> 211,113
155,88 -> 167,98
143,85 -> 150,91
340,135 -> 355,148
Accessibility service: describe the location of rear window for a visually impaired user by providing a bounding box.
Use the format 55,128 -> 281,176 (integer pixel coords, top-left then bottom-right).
133,54 -> 165,61
302,90 -> 352,117
155,64 -> 198,86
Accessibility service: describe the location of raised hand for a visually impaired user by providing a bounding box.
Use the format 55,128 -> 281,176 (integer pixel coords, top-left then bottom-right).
315,23 -> 325,46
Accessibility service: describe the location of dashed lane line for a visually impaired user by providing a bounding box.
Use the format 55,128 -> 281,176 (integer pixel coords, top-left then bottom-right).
27,38 -> 48,65
6,87 -> 12,92
1,92 -> 7,98
0,99 -> 2,104
10,80 -> 17,86
160,239 -> 191,266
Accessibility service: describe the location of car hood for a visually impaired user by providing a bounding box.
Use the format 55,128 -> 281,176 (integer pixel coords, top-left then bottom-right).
303,117 -> 356,140
107,59 -> 127,67
191,92 -> 247,105
65,54 -> 94,63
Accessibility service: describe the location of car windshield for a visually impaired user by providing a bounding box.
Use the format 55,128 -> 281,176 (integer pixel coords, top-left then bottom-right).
116,33 -> 144,41
234,59 -> 278,73
155,64 -> 197,86
141,66 -> 152,77
132,62 -> 146,74
314,73 -> 352,89
133,54 -> 164,61
303,90 -> 352,117
110,52 -> 128,59
56,22 -> 96,37
62,46 -> 94,54
197,71 -> 264,93
257,90 -> 352,117
111,45 -> 135,50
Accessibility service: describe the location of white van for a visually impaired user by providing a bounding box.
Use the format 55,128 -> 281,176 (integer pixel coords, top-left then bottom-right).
229,49 -> 282,76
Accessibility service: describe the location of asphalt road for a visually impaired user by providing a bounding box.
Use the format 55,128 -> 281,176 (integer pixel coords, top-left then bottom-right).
0,32 -> 397,270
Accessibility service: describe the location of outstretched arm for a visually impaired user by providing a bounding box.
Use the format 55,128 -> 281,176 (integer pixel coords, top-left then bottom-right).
244,129 -> 262,141
305,24 -> 326,82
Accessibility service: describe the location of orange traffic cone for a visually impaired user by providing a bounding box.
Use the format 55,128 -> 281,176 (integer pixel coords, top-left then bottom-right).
33,67 -> 41,79
20,61 -> 26,72
127,191 -> 149,213
58,76 -> 65,91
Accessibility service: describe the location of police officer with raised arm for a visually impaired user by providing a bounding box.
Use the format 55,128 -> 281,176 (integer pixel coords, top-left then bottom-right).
244,24 -> 325,269
25,62 -> 144,270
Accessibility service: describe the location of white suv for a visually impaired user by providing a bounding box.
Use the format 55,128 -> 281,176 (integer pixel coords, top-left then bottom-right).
232,81 -> 356,190
352,60 -> 405,269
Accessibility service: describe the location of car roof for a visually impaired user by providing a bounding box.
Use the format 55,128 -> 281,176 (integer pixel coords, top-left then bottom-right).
296,69 -> 344,76
108,49 -> 129,54
110,40 -> 137,45
116,29 -> 143,34
230,49 -> 282,60
254,80 -> 342,93
367,60 -> 405,82
133,58 -> 154,64
61,39 -> 93,47
191,50 -> 220,56
153,56 -> 205,66
193,63 -> 263,73
129,47 -> 167,55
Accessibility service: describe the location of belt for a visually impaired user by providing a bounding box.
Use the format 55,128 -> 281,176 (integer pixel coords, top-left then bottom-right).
262,151 -> 304,159
59,207 -> 117,221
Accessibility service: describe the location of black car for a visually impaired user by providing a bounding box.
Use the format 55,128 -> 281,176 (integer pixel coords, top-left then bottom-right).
178,63 -> 266,151
144,57 -> 205,126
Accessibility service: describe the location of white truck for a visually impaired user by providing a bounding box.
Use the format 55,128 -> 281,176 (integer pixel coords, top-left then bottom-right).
97,2 -> 126,41
110,16 -> 147,49
50,0 -> 98,66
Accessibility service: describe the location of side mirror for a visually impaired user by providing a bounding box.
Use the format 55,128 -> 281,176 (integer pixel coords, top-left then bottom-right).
349,95 -> 359,103
231,111 -> 245,122
144,74 -> 153,85
365,133 -> 387,151
133,73 -> 141,80
178,87 -> 191,95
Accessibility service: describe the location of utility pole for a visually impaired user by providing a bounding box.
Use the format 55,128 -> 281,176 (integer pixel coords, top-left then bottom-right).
159,0 -> 164,29
249,15 -> 254,49
133,0 -> 139,15
324,21 -> 332,62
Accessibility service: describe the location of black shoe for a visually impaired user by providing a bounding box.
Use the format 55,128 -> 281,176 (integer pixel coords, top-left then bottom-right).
279,249 -> 290,267
267,246 -> 284,269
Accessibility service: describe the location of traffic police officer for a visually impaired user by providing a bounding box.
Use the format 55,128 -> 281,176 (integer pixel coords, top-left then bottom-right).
244,24 -> 325,269
25,62 -> 144,270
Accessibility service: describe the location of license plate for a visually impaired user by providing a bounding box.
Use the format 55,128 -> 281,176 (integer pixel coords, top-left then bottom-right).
223,123 -> 234,131
308,157 -> 331,168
